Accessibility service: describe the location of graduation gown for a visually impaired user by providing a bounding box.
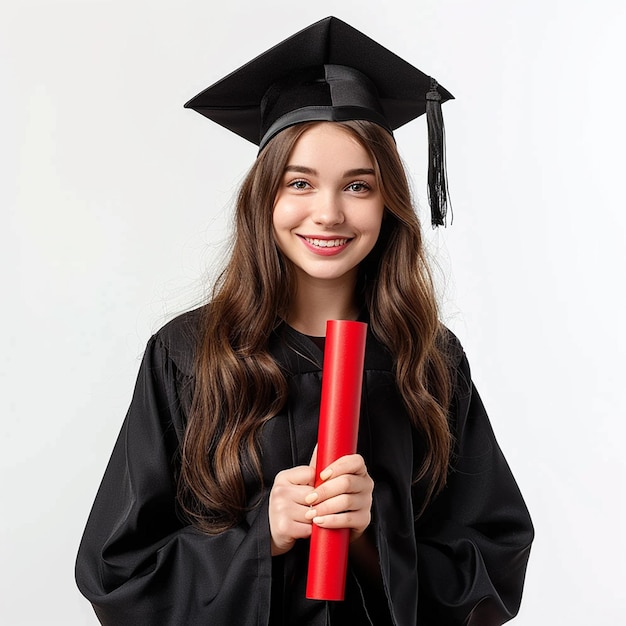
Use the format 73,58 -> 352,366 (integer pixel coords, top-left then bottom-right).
75,307 -> 533,625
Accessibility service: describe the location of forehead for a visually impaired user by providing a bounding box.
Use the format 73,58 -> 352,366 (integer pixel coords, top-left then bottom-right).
287,123 -> 374,166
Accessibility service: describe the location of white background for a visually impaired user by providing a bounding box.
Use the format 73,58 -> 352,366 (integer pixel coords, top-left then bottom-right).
2,0 -> 625,623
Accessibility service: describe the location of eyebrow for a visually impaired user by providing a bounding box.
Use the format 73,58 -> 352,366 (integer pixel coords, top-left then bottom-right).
284,165 -> 376,177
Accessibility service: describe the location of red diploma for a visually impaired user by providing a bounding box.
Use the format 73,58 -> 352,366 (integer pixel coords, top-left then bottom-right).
306,319 -> 368,601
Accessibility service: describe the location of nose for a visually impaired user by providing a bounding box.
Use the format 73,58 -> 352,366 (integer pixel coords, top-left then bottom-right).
311,192 -> 344,227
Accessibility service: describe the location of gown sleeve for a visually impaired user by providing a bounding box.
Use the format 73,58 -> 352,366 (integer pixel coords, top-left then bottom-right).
414,345 -> 534,626
75,331 -> 272,625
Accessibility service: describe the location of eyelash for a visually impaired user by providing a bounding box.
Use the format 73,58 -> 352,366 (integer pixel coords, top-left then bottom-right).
345,181 -> 371,193
287,179 -> 372,193
288,179 -> 310,190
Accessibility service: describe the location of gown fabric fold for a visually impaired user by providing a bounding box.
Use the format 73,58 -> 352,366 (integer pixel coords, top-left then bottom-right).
76,307 -> 533,625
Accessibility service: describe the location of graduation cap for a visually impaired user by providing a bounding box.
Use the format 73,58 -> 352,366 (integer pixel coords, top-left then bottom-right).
185,16 -> 453,226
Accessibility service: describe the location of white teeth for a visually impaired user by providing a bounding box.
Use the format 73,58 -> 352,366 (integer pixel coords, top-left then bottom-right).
305,237 -> 348,248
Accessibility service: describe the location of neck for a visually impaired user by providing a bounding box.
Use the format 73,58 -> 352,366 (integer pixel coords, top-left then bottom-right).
287,270 -> 359,336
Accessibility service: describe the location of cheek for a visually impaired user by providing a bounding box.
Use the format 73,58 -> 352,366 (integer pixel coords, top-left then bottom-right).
271,199 -> 295,252
358,203 -> 385,236
272,195 -> 298,231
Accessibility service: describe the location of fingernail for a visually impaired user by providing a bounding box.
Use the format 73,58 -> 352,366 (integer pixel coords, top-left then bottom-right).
320,468 -> 332,481
305,492 -> 318,505
305,508 -> 317,520
313,516 -> 325,525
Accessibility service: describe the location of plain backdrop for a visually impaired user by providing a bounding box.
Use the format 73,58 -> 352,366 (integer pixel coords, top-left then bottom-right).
2,0 -> 625,624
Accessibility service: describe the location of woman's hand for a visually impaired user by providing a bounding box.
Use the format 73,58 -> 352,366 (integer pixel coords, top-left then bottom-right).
304,454 -> 373,543
269,451 -> 374,556
269,460 -> 317,556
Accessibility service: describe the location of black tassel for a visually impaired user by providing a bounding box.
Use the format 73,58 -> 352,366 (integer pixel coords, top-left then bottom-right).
426,79 -> 451,227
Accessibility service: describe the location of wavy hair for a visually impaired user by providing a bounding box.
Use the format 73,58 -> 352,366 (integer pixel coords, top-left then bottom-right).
178,120 -> 453,533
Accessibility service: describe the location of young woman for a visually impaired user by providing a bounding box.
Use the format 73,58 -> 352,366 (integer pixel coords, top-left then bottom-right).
76,18 -> 533,626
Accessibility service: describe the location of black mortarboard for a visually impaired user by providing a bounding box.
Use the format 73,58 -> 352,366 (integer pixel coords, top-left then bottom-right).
185,16 -> 453,226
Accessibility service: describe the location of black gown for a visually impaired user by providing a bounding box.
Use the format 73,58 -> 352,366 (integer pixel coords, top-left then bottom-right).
75,307 -> 533,625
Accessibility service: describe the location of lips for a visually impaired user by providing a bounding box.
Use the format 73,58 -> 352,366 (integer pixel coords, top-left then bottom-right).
298,235 -> 353,256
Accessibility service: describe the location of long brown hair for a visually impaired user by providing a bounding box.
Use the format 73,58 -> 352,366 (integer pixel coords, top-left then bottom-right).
178,121 -> 453,533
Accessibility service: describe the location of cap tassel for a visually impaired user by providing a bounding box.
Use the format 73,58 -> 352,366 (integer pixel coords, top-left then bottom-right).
426,79 -> 451,227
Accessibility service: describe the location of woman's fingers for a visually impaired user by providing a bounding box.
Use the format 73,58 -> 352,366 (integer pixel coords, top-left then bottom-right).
306,454 -> 373,505
318,453 -> 370,482
275,464 -> 316,490
308,510 -> 371,531
305,492 -> 362,517
269,464 -> 317,556
305,491 -> 372,523
304,454 -> 374,537
269,453 -> 375,555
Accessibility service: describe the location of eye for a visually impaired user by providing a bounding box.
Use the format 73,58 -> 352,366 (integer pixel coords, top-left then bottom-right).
288,179 -> 311,190
345,181 -> 371,193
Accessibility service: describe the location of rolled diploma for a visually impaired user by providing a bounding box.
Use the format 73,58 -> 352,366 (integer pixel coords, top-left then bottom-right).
306,319 -> 368,601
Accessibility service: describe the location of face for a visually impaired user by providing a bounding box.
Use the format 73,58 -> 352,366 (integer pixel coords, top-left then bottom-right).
272,123 -> 384,289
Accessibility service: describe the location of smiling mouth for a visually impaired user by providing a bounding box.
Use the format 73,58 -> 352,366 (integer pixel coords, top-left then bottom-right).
303,236 -> 351,248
